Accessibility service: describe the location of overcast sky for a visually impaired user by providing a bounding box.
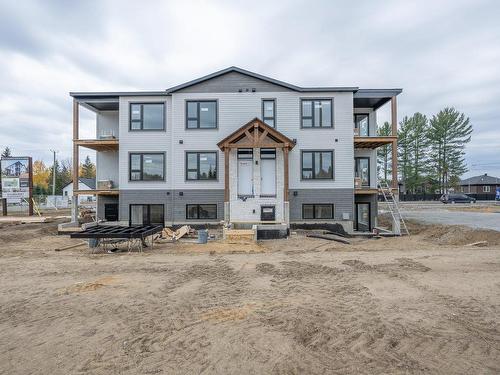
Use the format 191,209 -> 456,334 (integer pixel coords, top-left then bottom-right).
0,0 -> 499,177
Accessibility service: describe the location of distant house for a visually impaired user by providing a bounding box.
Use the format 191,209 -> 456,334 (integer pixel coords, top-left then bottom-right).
62,178 -> 96,203
460,174 -> 500,194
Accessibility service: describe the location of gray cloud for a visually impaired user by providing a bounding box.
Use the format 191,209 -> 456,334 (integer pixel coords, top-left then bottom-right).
0,0 -> 499,176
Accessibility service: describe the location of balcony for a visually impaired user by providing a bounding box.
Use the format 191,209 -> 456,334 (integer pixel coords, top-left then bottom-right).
74,138 -> 118,151
74,180 -> 119,196
354,129 -> 396,149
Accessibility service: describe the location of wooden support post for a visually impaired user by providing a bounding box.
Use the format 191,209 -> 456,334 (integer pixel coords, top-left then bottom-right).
28,157 -> 33,216
72,99 -> 79,223
283,147 -> 289,201
1,198 -> 7,216
224,148 -> 229,202
391,96 -> 398,190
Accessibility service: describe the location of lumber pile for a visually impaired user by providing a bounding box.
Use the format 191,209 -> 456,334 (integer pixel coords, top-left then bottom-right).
162,225 -> 193,241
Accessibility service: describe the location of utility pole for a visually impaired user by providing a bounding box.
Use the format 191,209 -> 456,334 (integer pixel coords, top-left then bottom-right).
50,149 -> 58,195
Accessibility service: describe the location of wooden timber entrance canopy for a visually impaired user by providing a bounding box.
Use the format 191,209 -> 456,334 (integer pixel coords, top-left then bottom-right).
217,118 -> 295,202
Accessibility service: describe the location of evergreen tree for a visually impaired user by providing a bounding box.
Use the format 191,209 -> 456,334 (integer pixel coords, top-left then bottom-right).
80,156 -> 96,178
397,116 -> 414,193
407,113 -> 430,193
377,121 -> 392,183
1,147 -> 12,158
427,107 -> 472,193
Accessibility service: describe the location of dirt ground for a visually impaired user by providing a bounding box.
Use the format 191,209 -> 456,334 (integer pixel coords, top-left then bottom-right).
0,220 -> 499,374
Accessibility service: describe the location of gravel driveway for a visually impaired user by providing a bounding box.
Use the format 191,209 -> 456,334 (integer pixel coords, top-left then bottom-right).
400,206 -> 500,231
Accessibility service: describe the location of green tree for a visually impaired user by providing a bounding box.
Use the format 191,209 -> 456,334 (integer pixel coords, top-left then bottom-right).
427,107 -> 472,193
1,147 -> 12,158
397,116 -> 413,193
48,159 -> 72,195
80,156 -> 96,179
407,113 -> 430,193
377,121 -> 392,183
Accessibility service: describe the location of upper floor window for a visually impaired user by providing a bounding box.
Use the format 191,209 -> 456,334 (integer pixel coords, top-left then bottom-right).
301,150 -> 333,179
130,153 -> 165,181
262,99 -> 276,127
186,100 -> 217,129
130,103 -> 165,131
186,151 -> 217,180
301,99 -> 332,128
354,114 -> 369,136
355,157 -> 370,186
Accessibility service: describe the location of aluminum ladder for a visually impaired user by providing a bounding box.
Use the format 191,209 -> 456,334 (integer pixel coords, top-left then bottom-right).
379,180 -> 409,236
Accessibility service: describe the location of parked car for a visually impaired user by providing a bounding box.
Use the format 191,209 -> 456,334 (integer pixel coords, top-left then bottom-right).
439,193 -> 476,204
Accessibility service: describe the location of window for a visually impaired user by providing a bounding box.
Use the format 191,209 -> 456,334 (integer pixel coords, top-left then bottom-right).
186,152 -> 217,180
129,153 -> 165,181
355,157 -> 370,186
186,101 -> 217,129
130,103 -> 165,130
301,99 -> 332,128
302,204 -> 334,219
354,114 -> 369,136
129,204 -> 164,226
262,99 -> 276,127
483,186 -> 491,192
301,151 -> 333,179
186,204 -> 217,220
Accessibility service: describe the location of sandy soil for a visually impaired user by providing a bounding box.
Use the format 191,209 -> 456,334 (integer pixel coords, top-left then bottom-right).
1,220 -> 499,374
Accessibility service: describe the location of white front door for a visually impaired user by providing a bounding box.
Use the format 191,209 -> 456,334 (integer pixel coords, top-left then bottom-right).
238,159 -> 253,196
261,158 -> 276,196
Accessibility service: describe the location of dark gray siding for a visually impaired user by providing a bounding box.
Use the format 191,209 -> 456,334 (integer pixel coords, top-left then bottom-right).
355,194 -> 378,229
175,72 -> 292,93
288,189 -> 354,221
171,190 -> 224,222
96,196 -> 119,221
119,189 -> 224,224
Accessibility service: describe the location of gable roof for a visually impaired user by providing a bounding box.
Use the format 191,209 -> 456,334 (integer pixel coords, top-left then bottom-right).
460,174 -> 500,185
166,66 -> 359,94
63,178 -> 96,190
217,117 -> 295,150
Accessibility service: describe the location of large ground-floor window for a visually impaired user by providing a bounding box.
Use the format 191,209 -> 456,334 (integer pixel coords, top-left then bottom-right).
302,204 -> 334,219
186,204 -> 217,220
129,204 -> 164,226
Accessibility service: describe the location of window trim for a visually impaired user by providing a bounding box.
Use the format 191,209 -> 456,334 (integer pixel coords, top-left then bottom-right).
129,204 -> 165,226
300,98 -> 334,129
185,151 -> 218,181
483,185 -> 491,193
129,102 -> 166,131
354,113 -> 370,136
300,150 -> 334,180
128,152 -> 166,182
262,98 -> 276,128
185,100 -> 218,129
354,157 -> 370,187
302,204 -> 334,220
185,204 -> 218,220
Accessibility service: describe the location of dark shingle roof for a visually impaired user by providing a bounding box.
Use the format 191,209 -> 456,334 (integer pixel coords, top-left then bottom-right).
62,178 -> 96,190
460,174 -> 500,185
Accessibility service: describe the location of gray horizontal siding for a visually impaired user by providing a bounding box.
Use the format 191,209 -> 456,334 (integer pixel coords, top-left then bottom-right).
288,188 -> 354,221
175,72 -> 292,93
97,196 -> 119,221
119,189 -> 224,224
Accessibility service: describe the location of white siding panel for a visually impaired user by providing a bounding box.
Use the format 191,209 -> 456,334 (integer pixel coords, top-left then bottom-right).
118,96 -> 172,190
171,91 -> 354,190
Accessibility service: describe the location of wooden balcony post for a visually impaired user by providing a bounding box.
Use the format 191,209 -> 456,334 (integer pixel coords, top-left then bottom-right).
72,99 -> 79,223
391,96 -> 398,190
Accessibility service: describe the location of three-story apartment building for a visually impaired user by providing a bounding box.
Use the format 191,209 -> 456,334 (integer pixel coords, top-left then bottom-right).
70,67 -> 400,233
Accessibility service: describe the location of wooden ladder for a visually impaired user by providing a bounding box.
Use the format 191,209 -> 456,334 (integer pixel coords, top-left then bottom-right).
379,180 -> 409,236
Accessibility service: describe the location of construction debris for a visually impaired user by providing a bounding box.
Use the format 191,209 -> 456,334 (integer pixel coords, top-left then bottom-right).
162,225 -> 193,241
306,233 -> 351,244
54,241 -> 87,252
465,241 -> 488,247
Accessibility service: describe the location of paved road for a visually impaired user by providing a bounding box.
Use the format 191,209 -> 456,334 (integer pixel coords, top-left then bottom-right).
400,208 -> 500,232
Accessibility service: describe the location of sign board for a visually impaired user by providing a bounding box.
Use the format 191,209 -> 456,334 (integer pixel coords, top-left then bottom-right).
1,157 -> 32,210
